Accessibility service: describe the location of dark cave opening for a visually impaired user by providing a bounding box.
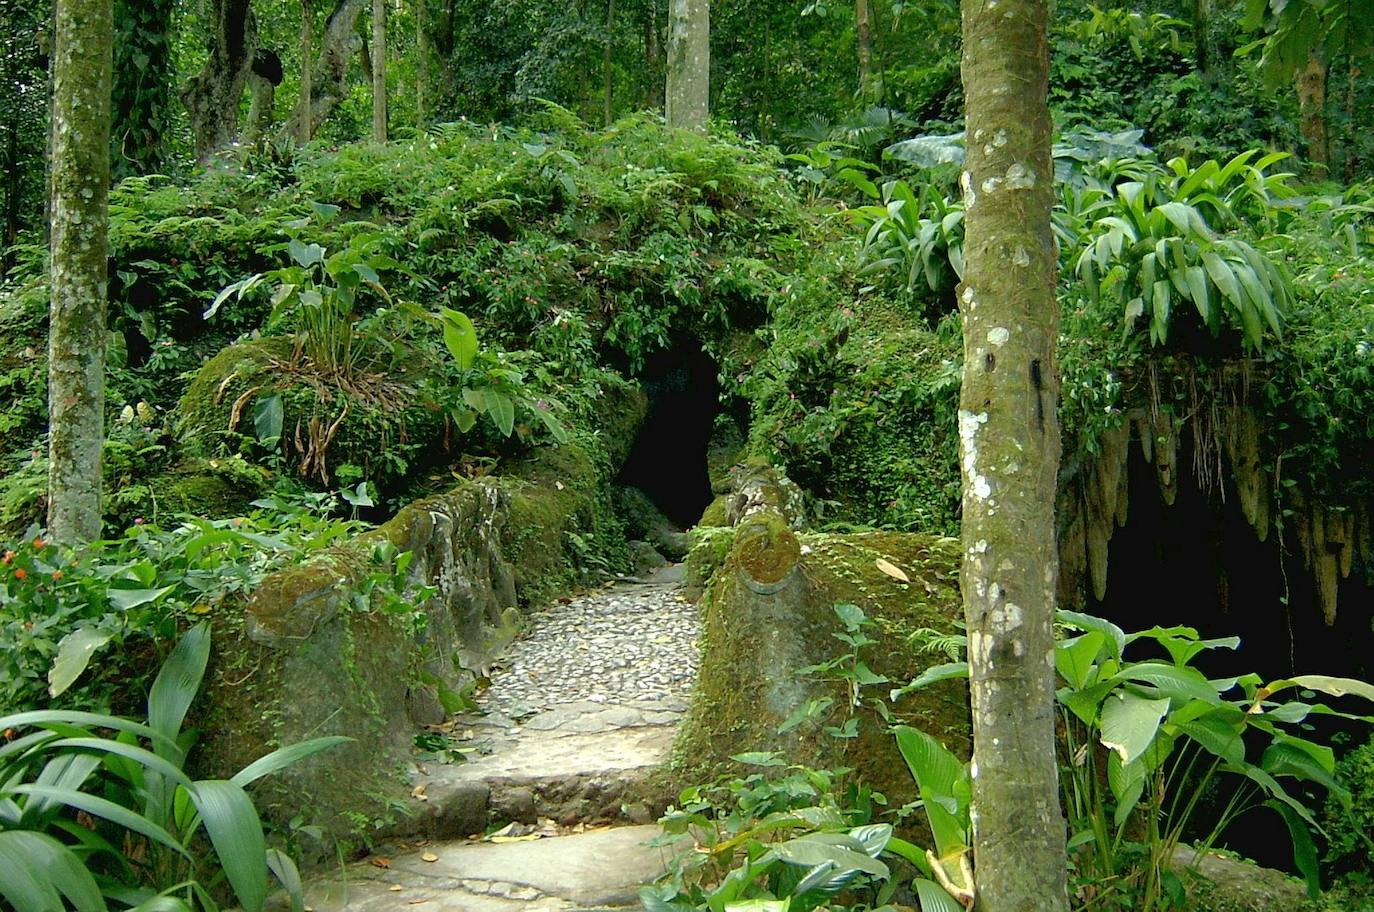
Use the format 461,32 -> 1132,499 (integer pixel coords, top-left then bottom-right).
1088,438 -> 1374,870
617,340 -> 721,529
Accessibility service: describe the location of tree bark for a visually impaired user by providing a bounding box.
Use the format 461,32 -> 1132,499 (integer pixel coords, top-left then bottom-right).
856,0 -> 876,104
956,0 -> 1068,910
1192,0 -> 1210,76
181,0 -> 257,159
643,0 -> 663,108
48,0 -> 113,544
371,0 -> 386,142
415,0 -> 427,130
1296,49 -> 1329,176
299,0 -> 313,142
282,0 -> 367,140
245,72 -> 276,144
603,0 -> 616,125
665,0 -> 708,129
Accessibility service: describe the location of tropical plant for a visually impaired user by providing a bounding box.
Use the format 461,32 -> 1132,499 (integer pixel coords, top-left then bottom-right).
892,726 -> 974,912
1073,171 -> 1292,352
851,179 -> 964,299
0,623 -> 349,912
1063,5 -> 1190,61
894,611 -> 1374,910
206,205 -> 401,381
641,754 -> 924,912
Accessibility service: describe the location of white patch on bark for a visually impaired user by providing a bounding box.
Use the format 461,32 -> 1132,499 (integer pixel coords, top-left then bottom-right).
1005,162 -> 1036,189
1013,246 -> 1030,267
960,170 -> 976,208
986,326 -> 1009,346
959,409 -> 991,500
981,175 -> 1003,194
962,285 -> 976,304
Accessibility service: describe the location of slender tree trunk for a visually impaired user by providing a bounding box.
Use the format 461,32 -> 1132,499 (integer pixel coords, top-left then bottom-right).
415,0 -> 427,130
245,71 -> 275,144
48,0 -> 113,544
180,0 -> 257,159
371,0 -> 386,142
3,111 -> 19,271
957,0 -> 1068,910
665,0 -> 708,129
856,0 -> 876,105
603,0 -> 616,125
643,0 -> 663,107
1296,49 -> 1329,176
299,0 -> 313,142
1344,53 -> 1357,184
282,0 -> 367,140
1192,0 -> 1209,77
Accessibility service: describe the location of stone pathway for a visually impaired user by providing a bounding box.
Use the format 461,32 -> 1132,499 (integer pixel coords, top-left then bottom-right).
300,565 -> 698,911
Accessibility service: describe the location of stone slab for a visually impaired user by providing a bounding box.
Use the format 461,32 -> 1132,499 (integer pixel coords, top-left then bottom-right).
303,825 -> 669,911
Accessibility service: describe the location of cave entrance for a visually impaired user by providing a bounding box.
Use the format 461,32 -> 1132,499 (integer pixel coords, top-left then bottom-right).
617,340 -> 721,528
1085,432 -> 1374,870
1093,443 -> 1374,685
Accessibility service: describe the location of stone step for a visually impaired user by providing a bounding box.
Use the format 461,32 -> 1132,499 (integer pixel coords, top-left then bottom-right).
297,824 -> 669,912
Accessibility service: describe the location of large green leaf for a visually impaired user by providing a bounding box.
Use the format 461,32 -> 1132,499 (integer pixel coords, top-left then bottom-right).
1266,799 -> 1321,898
230,736 -> 352,788
1268,675 -> 1374,703
0,831 -> 106,912
1056,631 -> 1105,690
441,308 -> 478,370
1099,692 -> 1170,764
48,628 -> 115,698
190,780 -> 268,912
8,785 -> 190,858
913,877 -> 966,912
766,833 -> 889,877
147,622 -> 210,754
108,586 -> 176,611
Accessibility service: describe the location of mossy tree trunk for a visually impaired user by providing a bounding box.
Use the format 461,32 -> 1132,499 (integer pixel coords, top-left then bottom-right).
956,0 -> 1068,910
1296,49 -> 1328,176
415,0 -> 427,130
299,0 -> 313,143
48,0 -> 112,544
371,0 -> 386,142
283,0 -> 367,140
665,0 -> 707,129
856,0 -> 877,105
180,0 -> 256,159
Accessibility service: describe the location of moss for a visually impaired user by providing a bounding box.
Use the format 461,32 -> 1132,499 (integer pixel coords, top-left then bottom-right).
105,456 -> 267,528
698,494 -> 730,528
684,526 -> 735,599
673,528 -> 968,808
176,337 -> 448,496
735,512 -> 801,585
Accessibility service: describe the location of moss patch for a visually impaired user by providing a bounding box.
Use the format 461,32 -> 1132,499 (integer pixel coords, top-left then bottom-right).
673,527 -> 968,808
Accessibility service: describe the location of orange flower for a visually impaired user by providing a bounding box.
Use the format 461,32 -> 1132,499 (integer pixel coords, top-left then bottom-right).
31,537 -> 46,550
13,568 -> 26,581
51,570 -> 63,581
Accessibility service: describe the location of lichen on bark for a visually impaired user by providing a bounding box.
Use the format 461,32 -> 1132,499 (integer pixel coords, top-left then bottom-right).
47,0 -> 113,544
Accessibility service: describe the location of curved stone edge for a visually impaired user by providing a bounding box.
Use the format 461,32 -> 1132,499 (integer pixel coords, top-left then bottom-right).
192,404 -> 646,854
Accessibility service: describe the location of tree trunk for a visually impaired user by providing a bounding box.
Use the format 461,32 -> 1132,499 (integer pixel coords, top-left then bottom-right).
3,109 -> 19,271
665,0 -> 708,129
1192,0 -> 1210,76
282,0 -> 367,140
956,0 -> 1068,910
643,0 -> 663,108
1296,49 -> 1329,176
371,0 -> 386,142
245,72 -> 275,144
856,0 -> 876,105
181,0 -> 257,159
603,0 -> 616,125
48,0 -> 113,544
415,0 -> 427,130
299,0 -> 313,142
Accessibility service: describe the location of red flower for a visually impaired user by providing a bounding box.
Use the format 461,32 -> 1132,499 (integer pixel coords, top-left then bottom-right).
51,571 -> 63,581
31,537 -> 45,550
13,568 -> 26,581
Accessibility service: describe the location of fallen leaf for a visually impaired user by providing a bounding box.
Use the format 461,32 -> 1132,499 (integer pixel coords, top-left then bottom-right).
421,851 -> 439,862
370,857 -> 392,869
489,834 -> 541,843
411,784 -> 428,801
875,558 -> 910,583
389,885 -> 403,893
407,900 -> 431,905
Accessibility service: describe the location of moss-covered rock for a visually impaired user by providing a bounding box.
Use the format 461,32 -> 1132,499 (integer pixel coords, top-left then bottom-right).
176,337 -> 448,495
105,456 -> 267,528
193,398 -> 646,848
673,521 -> 968,806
